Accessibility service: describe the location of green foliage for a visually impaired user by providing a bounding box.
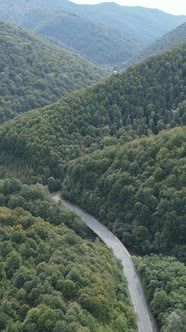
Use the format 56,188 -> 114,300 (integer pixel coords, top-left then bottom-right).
135,255 -> 186,331
35,12 -> 141,66
47,177 -> 61,193
0,0 -> 185,48
0,20 -> 108,123
0,43 -> 185,176
0,180 -> 136,331
121,22 -> 186,69
62,127 -> 186,261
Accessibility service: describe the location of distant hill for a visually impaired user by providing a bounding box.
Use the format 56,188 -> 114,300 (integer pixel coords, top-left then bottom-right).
31,11 -> 141,66
0,43 -> 185,172
121,22 -> 186,69
0,1 -> 143,66
0,0 -> 185,66
0,20 -> 109,123
64,2 -> 186,43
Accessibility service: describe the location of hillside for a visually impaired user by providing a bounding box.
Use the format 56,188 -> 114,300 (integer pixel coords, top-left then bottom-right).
0,43 -> 185,172
0,0 -> 185,43
0,1 -> 185,66
0,179 -> 136,331
0,20 -> 108,123
62,127 -> 186,263
121,22 -> 186,69
0,1 -> 143,67
34,11 -> 141,66
0,5 -> 185,330
66,2 -> 186,43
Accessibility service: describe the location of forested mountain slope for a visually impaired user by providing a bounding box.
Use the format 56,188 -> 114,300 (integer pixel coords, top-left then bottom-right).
33,11 -> 141,66
121,22 -> 186,69
0,0 -> 185,44
0,43 -> 185,173
0,1 -> 144,67
0,21 -> 108,123
65,2 -> 186,43
62,127 -> 186,263
0,179 -> 136,332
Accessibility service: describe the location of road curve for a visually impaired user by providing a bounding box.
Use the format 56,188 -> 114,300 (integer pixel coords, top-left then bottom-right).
51,193 -> 157,332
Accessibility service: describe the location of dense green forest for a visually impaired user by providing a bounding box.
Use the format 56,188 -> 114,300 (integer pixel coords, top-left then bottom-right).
0,20 -> 185,332
0,43 -> 185,173
0,178 -> 136,332
0,20 -> 108,123
62,127 -> 186,262
35,12 -> 141,66
0,0 -> 185,68
121,22 -> 186,69
135,255 -> 186,331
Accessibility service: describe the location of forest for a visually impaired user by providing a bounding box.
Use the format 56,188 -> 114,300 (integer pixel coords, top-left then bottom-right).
120,22 -> 186,69
35,12 -> 141,66
134,255 -> 186,331
0,21 -> 108,123
62,127 -> 186,262
0,17 -> 185,331
0,178 -> 136,332
0,0 -> 185,70
0,43 -> 185,173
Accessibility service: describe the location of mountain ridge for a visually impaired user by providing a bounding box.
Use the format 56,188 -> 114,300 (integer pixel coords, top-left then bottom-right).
0,0 -> 185,66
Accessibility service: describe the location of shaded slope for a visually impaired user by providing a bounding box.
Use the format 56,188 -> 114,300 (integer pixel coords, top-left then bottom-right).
67,2 -> 186,43
62,127 -> 186,263
0,1 -> 185,67
0,20 -> 108,123
0,0 -> 185,44
0,1 -> 143,66
0,43 -> 185,171
34,11 -> 141,66
122,21 -> 186,69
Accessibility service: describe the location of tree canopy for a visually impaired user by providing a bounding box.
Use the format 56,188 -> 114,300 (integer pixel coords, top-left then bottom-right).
0,20 -> 109,123
0,179 -> 136,332
0,43 -> 185,173
62,127 -> 186,262
135,254 -> 186,331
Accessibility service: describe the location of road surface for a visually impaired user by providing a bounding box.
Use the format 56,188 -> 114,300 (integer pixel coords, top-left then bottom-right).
51,193 -> 157,332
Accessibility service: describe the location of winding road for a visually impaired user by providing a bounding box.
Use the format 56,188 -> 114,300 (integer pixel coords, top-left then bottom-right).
51,193 -> 157,332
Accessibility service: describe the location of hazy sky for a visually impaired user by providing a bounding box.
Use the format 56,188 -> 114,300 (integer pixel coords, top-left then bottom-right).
73,0 -> 186,15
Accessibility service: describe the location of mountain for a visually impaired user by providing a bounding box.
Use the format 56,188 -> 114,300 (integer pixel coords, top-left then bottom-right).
121,21 -> 186,69
0,20 -> 109,123
0,43 -> 185,173
0,1 -> 143,66
33,11 -> 141,66
0,1 -> 185,66
63,2 -> 186,43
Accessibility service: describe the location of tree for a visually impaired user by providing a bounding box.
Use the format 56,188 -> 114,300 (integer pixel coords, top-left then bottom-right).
166,312 -> 183,332
151,290 -> 169,317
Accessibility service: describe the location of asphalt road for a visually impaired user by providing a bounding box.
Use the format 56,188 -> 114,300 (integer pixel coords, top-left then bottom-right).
51,193 -> 157,332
